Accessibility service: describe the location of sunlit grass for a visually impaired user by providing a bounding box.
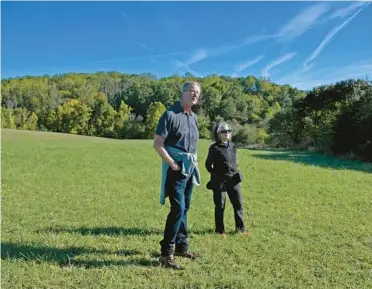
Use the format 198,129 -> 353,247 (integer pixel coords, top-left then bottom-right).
2,129 -> 372,288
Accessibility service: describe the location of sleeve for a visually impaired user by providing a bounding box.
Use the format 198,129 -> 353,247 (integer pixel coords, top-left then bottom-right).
205,146 -> 216,173
155,111 -> 171,138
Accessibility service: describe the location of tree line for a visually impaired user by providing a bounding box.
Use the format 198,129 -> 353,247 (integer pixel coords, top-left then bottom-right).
269,78 -> 372,162
1,72 -> 371,161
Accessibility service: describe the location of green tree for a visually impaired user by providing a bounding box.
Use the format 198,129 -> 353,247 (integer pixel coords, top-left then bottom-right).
1,108 -> 15,129
88,92 -> 116,137
11,108 -> 38,130
55,99 -> 91,135
145,101 -> 166,139
113,100 -> 132,138
196,113 -> 211,139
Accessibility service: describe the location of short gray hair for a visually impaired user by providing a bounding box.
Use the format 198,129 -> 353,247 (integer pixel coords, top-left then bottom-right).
181,81 -> 201,93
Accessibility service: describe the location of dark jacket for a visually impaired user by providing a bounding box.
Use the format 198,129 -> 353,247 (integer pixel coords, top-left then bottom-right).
205,141 -> 241,190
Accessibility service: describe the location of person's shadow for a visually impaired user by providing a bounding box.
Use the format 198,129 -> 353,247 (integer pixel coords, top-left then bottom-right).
1,242 -> 159,268
4,226 -> 164,268
37,226 -> 163,236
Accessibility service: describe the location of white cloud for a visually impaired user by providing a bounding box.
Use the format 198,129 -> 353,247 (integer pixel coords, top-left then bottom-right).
302,2 -> 371,71
261,53 -> 297,78
177,3 -> 331,69
173,2 -> 368,78
174,60 -> 203,77
183,44 -> 246,67
278,60 -> 372,90
236,55 -> 265,72
185,49 -> 209,65
238,3 -> 332,45
232,55 -> 264,77
174,50 -> 207,76
329,1 -> 368,19
277,3 -> 330,41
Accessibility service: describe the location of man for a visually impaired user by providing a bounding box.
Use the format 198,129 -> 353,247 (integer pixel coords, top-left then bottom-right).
153,81 -> 201,269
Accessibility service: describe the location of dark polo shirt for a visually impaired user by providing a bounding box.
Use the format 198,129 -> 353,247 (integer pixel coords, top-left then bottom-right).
156,101 -> 199,153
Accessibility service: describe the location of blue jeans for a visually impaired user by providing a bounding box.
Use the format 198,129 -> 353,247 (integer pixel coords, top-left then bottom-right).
160,166 -> 194,257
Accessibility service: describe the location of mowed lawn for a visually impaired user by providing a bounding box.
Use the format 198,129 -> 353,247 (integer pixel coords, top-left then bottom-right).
1,129 -> 372,289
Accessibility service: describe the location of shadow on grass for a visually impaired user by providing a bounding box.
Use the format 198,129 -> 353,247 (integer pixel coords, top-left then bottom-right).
37,226 -> 163,236
189,228 -> 216,235
41,226 -> 221,237
1,242 -> 159,268
250,150 -> 372,173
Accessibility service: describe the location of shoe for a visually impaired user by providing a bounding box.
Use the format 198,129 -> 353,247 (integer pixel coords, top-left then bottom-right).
236,229 -> 250,237
159,255 -> 182,269
174,251 -> 199,260
215,232 -> 227,238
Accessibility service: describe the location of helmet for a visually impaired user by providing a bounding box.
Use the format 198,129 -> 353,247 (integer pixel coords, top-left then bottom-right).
216,122 -> 232,133
213,122 -> 232,141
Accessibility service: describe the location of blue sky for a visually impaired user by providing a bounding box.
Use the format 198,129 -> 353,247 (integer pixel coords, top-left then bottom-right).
2,1 -> 372,90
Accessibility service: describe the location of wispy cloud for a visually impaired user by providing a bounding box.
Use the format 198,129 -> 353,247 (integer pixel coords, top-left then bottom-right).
181,3 -> 330,68
88,51 -> 186,66
174,60 -> 203,77
185,49 -> 209,65
277,3 -> 331,42
182,45 -> 237,67
173,2 -> 367,78
329,1 -> 368,19
172,49 -> 208,76
130,41 -> 155,53
302,2 -> 371,71
232,55 -> 264,77
179,34 -> 272,69
278,60 -> 372,90
261,53 -> 296,78
239,3 -> 331,44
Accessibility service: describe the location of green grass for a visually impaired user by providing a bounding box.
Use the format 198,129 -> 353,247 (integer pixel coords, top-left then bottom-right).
2,129 -> 372,289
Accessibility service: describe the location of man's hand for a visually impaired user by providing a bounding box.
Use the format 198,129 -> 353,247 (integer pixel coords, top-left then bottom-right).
154,135 -> 181,171
170,161 -> 181,171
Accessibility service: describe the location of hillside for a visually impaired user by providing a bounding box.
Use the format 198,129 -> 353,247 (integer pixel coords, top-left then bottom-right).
2,73 -> 371,161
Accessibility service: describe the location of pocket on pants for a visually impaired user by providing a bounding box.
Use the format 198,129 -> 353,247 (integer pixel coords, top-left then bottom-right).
165,162 -> 183,194
168,161 -> 182,176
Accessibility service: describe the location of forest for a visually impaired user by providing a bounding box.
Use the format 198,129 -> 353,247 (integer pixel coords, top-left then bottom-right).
1,72 -> 371,162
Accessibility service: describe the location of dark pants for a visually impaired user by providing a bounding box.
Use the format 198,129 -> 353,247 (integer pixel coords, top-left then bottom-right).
160,167 -> 194,257
213,182 -> 245,234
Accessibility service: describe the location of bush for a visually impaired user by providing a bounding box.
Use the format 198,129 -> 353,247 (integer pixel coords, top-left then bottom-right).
1,108 -> 15,129
232,124 -> 258,146
121,120 -> 146,139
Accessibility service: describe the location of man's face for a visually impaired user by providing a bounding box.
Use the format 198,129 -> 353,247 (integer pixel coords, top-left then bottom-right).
182,85 -> 200,106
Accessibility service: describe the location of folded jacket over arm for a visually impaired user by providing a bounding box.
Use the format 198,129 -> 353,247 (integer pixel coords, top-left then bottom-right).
159,145 -> 201,205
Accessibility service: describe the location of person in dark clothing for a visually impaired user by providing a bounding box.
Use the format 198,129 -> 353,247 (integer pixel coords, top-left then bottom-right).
154,81 -> 201,270
205,122 -> 249,237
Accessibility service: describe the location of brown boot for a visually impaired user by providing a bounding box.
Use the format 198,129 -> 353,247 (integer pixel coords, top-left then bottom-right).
159,255 -> 182,270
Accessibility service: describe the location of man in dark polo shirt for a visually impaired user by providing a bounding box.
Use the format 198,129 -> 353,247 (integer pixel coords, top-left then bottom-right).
153,81 -> 201,269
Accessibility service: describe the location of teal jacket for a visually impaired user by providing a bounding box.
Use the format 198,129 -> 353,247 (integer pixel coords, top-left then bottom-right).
159,146 -> 201,205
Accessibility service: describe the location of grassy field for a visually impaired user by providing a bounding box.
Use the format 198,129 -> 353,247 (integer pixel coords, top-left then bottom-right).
1,129 -> 372,289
